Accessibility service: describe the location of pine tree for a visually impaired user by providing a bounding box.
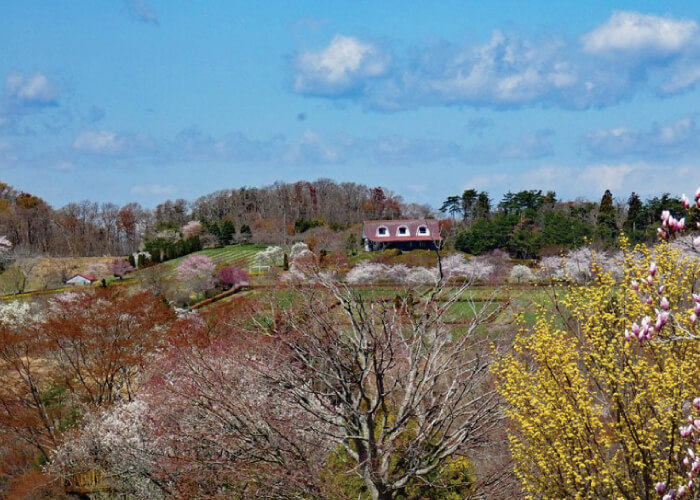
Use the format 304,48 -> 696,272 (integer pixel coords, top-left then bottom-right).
596,189 -> 618,243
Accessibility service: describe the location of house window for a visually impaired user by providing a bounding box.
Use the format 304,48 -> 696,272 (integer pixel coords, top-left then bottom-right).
397,226 -> 409,236
377,226 -> 388,236
417,225 -> 428,235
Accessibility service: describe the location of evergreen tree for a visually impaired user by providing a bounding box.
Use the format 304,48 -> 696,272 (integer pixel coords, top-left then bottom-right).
596,189 -> 618,243
439,196 -> 462,219
460,189 -> 478,223
475,191 -> 491,219
220,220 -> 236,245
623,192 -> 644,242
239,224 -> 252,242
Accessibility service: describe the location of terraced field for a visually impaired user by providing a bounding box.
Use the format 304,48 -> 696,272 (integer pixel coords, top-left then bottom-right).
155,244 -> 268,277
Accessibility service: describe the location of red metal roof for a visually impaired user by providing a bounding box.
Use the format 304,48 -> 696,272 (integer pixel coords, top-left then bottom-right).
363,219 -> 442,243
68,274 -> 97,281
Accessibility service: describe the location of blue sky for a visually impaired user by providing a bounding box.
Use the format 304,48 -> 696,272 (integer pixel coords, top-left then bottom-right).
2,1 -> 700,208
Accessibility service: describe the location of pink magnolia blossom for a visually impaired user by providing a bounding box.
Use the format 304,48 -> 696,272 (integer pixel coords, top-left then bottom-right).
681,194 -> 691,209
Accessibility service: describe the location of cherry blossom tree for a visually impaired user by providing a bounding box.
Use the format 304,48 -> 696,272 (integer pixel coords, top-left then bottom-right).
109,258 -> 135,279
346,261 -> 389,284
441,253 -> 495,282
253,245 -> 284,267
508,264 -> 535,284
0,235 -> 13,270
181,220 -> 203,239
176,254 -> 215,294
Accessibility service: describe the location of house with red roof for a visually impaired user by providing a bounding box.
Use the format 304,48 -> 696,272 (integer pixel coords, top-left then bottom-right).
65,274 -> 97,286
362,219 -> 442,252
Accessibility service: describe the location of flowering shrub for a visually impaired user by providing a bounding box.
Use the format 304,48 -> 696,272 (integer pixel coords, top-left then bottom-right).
497,186 -> 700,499
218,266 -> 250,289
654,397 -> 700,499
496,238 -> 700,499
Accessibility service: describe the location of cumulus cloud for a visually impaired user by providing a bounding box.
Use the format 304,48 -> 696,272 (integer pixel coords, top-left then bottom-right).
125,0 -> 159,24
582,11 -> 698,55
293,35 -> 390,95
5,72 -> 58,104
584,116 -> 700,158
290,11 -> 700,110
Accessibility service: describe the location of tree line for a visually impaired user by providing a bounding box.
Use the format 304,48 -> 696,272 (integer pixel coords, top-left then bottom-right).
0,179 -> 413,258
444,188 -> 698,258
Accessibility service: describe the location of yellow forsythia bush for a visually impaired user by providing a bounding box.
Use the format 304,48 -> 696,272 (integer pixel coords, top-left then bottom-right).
495,238 -> 700,500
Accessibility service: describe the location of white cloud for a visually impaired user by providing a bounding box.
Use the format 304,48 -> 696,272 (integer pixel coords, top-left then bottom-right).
73,130 -> 123,153
659,61 -> 700,94
125,0 -> 158,24
582,11 -> 698,55
72,130 -> 153,156
584,115 -> 700,158
5,72 -> 58,104
294,35 -> 390,95
130,184 -> 177,196
577,163 -> 636,192
463,161 -> 700,200
290,12 -> 700,110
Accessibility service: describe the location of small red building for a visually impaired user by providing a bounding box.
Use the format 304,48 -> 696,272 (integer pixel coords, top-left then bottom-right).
65,274 -> 97,286
362,219 -> 442,251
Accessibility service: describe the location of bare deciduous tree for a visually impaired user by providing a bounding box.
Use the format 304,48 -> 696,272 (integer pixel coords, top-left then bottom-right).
261,273 -> 508,500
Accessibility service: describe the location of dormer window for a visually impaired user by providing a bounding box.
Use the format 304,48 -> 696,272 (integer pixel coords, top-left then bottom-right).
397,226 -> 409,236
377,226 -> 388,236
417,225 -> 429,235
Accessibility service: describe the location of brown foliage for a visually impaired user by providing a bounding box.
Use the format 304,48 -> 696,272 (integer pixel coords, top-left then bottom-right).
0,287 -> 174,493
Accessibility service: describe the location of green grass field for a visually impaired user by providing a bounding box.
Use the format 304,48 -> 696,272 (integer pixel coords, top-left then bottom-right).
153,244 -> 268,277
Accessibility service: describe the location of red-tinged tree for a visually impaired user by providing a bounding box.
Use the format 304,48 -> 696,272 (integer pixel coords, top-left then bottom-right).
0,286 -> 174,489
74,302 -> 329,499
42,288 -> 174,406
109,258 -> 134,279
217,265 -> 249,290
